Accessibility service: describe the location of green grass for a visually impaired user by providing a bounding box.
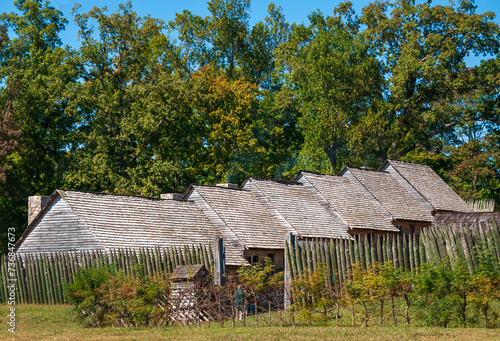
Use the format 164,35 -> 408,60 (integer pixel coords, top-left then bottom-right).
1,304 -> 500,340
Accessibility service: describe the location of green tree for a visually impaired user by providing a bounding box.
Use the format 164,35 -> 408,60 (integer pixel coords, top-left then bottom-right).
207,0 -> 250,80
445,139 -> 500,201
190,65 -> 260,184
277,5 -> 384,173
0,0 -> 79,252
291,263 -> 340,326
65,2 -> 199,195
168,9 -> 211,75
241,4 -> 303,180
278,0 -> 500,175
361,0 -> 499,158
240,3 -> 290,89
170,2 -> 301,181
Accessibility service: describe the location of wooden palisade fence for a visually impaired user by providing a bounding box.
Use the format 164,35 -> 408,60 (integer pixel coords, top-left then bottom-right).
0,245 -> 213,304
286,220 -> 500,288
465,199 -> 496,212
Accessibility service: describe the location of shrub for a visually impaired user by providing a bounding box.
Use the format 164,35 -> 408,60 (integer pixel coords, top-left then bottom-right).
238,257 -> 284,327
98,271 -> 171,327
290,263 -> 339,326
64,263 -> 116,327
65,265 -> 170,327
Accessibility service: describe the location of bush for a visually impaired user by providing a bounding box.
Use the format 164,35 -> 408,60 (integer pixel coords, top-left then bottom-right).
65,265 -> 170,327
291,263 -> 339,326
64,263 -> 116,326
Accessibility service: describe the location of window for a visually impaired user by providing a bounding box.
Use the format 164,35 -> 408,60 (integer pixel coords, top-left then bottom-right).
397,225 -> 403,235
410,224 -> 415,235
245,255 -> 259,266
267,253 -> 275,264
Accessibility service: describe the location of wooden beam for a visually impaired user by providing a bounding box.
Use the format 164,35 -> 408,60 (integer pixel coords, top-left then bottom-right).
284,233 -> 296,310
213,237 -> 226,286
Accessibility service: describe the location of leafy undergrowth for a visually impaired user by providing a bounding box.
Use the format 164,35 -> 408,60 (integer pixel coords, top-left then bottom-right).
1,305 -> 500,341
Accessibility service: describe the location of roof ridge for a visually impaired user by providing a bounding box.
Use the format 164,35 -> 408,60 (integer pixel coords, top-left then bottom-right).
297,173 -> 352,234
58,189 -> 164,200
189,187 -> 247,250
346,166 -> 391,174
381,161 -> 436,212
248,176 -> 303,186
300,172 -> 399,232
59,192 -> 109,251
298,171 -> 348,181
343,166 -> 432,222
387,159 -> 432,168
341,168 -> 394,222
247,179 -> 301,237
297,170 -> 333,176
190,184 -> 240,190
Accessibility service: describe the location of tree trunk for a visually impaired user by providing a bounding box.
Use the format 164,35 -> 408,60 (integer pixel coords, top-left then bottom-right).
323,143 -> 339,174
363,300 -> 369,327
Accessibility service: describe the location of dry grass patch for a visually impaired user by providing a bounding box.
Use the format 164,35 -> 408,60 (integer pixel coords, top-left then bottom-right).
1,305 -> 499,340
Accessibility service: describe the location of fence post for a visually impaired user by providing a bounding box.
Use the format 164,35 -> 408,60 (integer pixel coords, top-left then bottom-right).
213,237 -> 226,286
284,233 -> 296,310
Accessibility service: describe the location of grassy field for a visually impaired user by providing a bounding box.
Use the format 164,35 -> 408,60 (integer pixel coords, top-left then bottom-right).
1,304 -> 500,340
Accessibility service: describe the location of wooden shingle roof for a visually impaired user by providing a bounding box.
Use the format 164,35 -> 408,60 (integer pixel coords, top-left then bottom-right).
380,160 -> 472,213
57,190 -> 247,266
241,178 -> 351,239
184,185 -> 288,250
171,264 -> 208,280
432,212 -> 500,228
341,167 -> 433,222
295,172 -> 399,232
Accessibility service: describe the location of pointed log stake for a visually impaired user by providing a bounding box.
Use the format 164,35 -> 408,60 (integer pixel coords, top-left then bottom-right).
490,217 -> 500,262
363,234 -> 370,269
397,235 -> 404,269
290,240 -> 298,277
295,242 -> 303,276
301,242 -> 307,275
339,238 -> 346,281
311,240 -> 317,271
330,240 -> 339,289
402,236 -> 409,271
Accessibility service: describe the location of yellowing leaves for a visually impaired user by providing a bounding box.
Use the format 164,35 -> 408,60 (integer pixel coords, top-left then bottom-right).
189,66 -> 262,182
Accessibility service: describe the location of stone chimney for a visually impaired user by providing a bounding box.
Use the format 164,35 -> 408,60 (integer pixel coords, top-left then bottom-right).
216,183 -> 238,189
160,193 -> 183,200
28,196 -> 50,225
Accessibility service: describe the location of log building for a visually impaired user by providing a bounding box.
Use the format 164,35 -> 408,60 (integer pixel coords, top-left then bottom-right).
17,160 -> 480,271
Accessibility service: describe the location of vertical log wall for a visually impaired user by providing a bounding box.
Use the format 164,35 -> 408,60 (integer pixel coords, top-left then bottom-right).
285,222 -> 500,288
0,245 -> 213,304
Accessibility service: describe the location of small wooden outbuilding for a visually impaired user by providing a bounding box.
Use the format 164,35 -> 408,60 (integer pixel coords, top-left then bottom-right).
169,264 -> 210,324
171,264 -> 210,285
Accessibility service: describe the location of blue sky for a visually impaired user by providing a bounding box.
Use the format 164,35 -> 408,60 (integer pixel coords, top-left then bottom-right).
3,0 -> 500,66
